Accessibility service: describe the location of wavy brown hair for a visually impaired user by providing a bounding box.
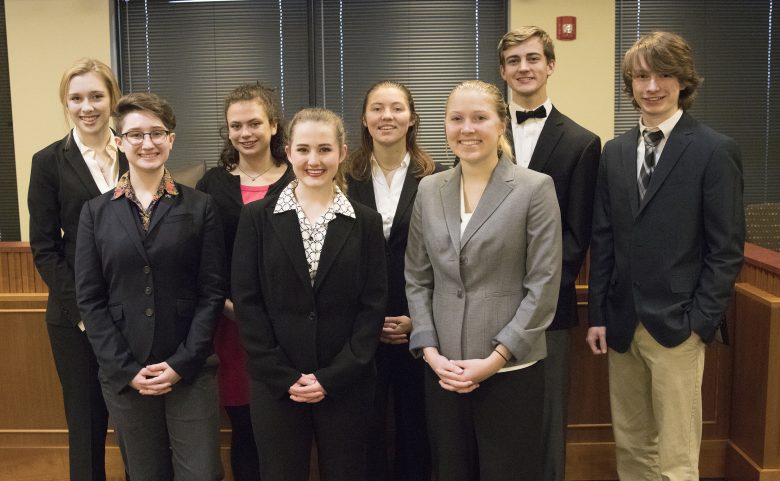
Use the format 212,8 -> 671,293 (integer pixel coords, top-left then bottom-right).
218,82 -> 287,171
346,81 -> 435,182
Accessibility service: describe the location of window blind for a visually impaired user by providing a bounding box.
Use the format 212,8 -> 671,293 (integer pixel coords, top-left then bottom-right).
615,0 -> 778,205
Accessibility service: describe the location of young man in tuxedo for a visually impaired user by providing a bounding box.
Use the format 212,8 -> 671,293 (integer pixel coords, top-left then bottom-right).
498,26 -> 601,481
586,31 -> 744,480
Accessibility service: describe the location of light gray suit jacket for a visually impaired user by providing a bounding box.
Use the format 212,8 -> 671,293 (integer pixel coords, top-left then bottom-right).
405,156 -> 562,366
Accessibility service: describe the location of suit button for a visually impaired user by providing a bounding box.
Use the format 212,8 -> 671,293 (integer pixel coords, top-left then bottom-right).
457,289 -> 463,298
144,286 -> 152,295
633,281 -> 641,288
459,256 -> 468,265
308,312 -> 315,320
143,265 -> 151,274
144,307 -> 154,317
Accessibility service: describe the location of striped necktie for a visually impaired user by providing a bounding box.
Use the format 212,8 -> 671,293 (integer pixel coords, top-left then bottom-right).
639,128 -> 664,199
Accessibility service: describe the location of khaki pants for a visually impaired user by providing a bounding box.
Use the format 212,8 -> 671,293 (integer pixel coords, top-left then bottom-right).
608,323 -> 705,481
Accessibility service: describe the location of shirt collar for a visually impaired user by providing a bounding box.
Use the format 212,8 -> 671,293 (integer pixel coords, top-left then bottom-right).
274,180 -> 356,219
509,98 -> 553,123
72,128 -> 117,157
112,168 -> 178,201
638,109 -> 683,141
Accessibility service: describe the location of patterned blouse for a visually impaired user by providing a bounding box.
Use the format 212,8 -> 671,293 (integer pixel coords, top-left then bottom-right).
112,169 -> 179,232
274,180 -> 355,284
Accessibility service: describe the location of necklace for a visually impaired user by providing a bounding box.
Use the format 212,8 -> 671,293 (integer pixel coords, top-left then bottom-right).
236,162 -> 274,182
373,155 -> 403,172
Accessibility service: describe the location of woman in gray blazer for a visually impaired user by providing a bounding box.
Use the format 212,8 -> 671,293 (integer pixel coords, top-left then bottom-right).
405,80 -> 562,481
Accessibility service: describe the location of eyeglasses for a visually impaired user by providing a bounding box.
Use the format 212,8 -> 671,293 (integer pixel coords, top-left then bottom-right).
120,130 -> 171,145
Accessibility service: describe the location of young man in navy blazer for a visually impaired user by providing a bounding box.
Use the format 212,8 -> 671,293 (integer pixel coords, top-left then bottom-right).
587,32 -> 744,480
498,26 -> 601,481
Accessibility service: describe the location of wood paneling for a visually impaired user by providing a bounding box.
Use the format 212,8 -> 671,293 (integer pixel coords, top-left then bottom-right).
1,241 -> 779,480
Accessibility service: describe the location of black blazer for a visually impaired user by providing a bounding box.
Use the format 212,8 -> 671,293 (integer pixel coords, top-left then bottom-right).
347,161 -> 446,317
231,193 -> 387,399
195,164 -> 294,289
75,184 -> 227,393
507,106 -> 601,330
28,133 -> 129,326
588,112 -> 745,352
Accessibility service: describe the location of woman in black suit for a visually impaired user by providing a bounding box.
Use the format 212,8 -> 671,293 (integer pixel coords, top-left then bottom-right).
196,82 -> 294,481
27,58 -> 125,481
346,80 -> 442,481
232,107 -> 387,481
75,93 -> 226,481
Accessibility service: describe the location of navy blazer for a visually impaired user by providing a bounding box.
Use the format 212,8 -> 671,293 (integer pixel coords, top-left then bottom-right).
507,107 -> 601,330
75,184 -> 227,393
28,133 -> 129,326
231,191 -> 387,399
346,161 -> 446,317
588,112 -> 745,352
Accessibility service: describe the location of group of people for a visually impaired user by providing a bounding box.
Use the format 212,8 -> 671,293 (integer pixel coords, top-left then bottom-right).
27,25 -> 744,481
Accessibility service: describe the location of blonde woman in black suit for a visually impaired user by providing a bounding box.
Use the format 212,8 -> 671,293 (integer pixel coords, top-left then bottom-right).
346,80 -> 442,481
232,108 -> 387,480
28,58 -> 126,481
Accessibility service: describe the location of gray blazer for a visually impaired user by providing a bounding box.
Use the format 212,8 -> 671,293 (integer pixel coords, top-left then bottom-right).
405,156 -> 562,366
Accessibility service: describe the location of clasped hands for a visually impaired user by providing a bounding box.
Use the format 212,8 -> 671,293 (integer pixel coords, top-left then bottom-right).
423,346 -> 507,394
289,373 -> 327,403
130,361 -> 181,396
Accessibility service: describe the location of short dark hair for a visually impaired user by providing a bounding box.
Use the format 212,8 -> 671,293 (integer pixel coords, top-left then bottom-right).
113,92 -> 176,133
622,31 -> 702,111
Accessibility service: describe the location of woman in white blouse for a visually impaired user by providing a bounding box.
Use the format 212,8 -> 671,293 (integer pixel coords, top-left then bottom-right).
346,80 -> 442,481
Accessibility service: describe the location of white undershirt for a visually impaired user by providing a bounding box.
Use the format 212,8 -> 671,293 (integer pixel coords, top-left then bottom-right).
72,129 -> 119,194
371,152 -> 410,240
458,174 -> 535,373
509,98 -> 553,168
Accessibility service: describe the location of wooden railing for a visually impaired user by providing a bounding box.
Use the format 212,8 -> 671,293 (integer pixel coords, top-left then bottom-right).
1,242 -> 779,480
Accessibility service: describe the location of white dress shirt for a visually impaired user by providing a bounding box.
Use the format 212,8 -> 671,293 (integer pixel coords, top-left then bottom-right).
636,109 -> 683,176
509,98 -> 553,168
371,152 -> 410,240
72,129 -> 119,194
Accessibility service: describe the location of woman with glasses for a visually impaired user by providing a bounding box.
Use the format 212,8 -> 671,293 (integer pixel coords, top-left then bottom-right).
28,58 -> 125,481
75,92 -> 226,481
196,82 -> 293,481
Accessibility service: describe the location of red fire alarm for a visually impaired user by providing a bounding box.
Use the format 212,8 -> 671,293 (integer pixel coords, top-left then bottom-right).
557,16 -> 576,40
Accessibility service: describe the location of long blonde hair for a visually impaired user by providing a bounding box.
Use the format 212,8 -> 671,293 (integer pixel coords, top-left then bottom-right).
59,58 -> 121,129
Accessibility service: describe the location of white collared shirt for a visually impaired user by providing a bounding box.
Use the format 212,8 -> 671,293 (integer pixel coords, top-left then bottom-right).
509,98 -> 553,168
371,152 -> 410,240
636,109 -> 683,176
72,129 -> 119,193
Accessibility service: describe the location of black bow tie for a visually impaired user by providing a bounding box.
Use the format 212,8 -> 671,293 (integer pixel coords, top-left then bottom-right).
515,105 -> 547,124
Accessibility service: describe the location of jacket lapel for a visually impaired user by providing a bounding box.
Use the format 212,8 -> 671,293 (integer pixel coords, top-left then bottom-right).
351,178 -> 377,210
439,165 -> 463,255
638,113 -> 695,214
528,107 -> 563,173
269,208 -> 313,293
460,157 -> 513,248
389,168 -> 417,241
146,194 -> 174,235
63,140 -> 101,198
109,198 -> 149,262
314,215 -> 355,292
619,127 -> 641,218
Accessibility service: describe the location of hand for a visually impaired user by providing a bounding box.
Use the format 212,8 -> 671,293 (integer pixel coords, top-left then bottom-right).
451,354 -> 505,385
586,327 -> 608,354
288,373 -> 327,403
129,362 -> 181,395
690,331 -> 702,343
380,315 -> 411,344
222,299 -> 236,322
422,347 -> 478,394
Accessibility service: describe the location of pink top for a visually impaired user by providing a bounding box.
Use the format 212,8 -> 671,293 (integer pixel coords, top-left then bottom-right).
240,184 -> 270,204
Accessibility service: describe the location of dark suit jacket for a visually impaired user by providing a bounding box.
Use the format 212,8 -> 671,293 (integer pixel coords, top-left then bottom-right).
231,193 -> 387,399
507,107 -> 601,330
195,164 -> 294,290
588,112 -> 745,352
75,185 -> 227,393
28,133 -> 129,326
347,161 -> 446,317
